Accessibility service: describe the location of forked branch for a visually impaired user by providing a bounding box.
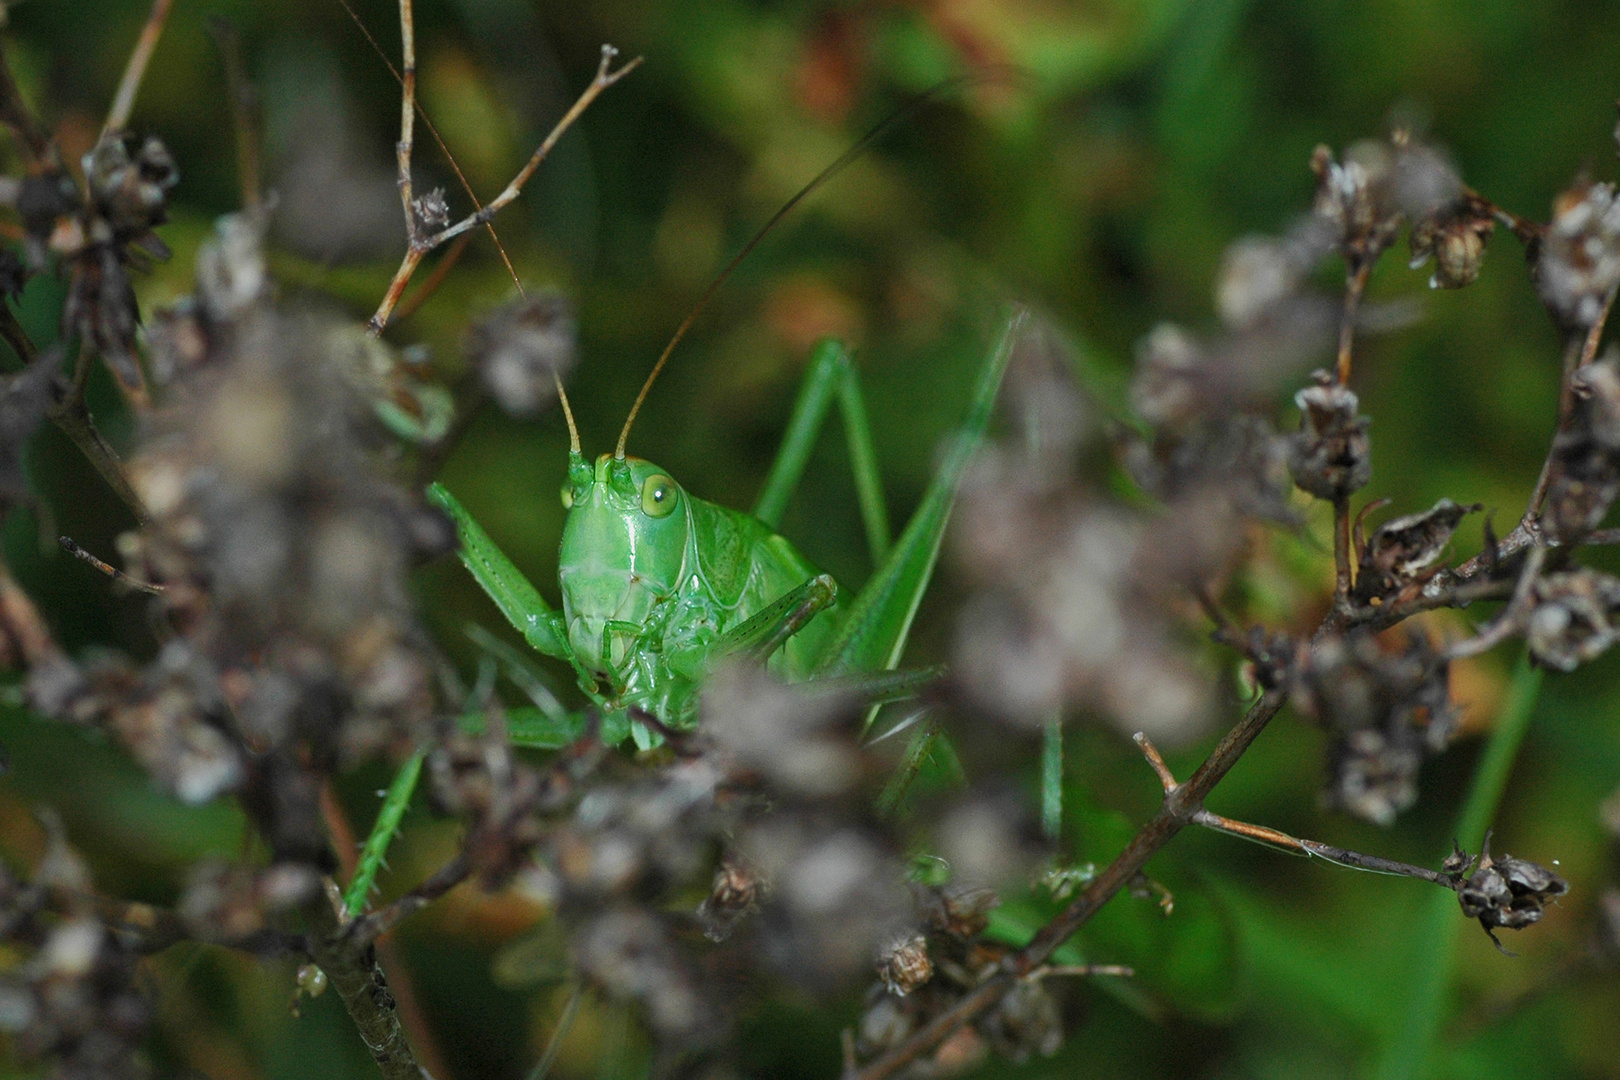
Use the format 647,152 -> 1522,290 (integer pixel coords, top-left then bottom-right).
367,0 -> 640,335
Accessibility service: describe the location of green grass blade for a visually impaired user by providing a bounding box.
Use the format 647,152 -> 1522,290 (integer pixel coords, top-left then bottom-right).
1372,652 -> 1544,1080
428,482 -> 571,659
1042,718 -> 1063,841
342,748 -> 426,918
817,308 -> 1027,678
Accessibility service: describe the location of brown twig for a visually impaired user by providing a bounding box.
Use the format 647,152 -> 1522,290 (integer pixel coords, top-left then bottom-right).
321,784 -> 453,1080
1331,494 -> 1355,621
1132,734 -> 1455,886
103,0 -> 173,136
366,0 -> 640,334
301,883 -> 436,1080
43,343 -> 150,523
1344,576 -> 1514,633
851,690 -> 1289,1080
58,535 -> 163,594
337,0 -> 525,320
1336,260 -> 1372,386
1447,544 -> 1547,659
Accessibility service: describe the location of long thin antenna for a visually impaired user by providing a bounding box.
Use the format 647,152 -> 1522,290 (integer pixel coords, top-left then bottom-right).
614,74 -> 989,460
555,371 -> 580,454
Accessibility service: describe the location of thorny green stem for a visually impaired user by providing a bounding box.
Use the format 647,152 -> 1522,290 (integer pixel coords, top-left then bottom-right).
342,749 -> 428,918
346,853 -> 472,947
850,689 -> 1289,1080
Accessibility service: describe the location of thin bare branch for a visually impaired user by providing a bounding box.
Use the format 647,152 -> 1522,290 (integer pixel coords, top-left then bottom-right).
1336,260 -> 1371,385
853,690 -> 1289,1080
345,853 -> 471,947
368,41 -> 642,335
1447,544 -> 1547,659
104,0 -> 174,135
58,535 -> 163,594
301,883 -> 436,1080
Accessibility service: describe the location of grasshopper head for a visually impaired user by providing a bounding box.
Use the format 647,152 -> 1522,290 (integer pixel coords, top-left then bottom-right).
557,452 -> 689,674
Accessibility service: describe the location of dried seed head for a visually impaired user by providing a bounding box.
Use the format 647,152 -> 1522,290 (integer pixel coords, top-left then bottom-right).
464,294 -> 578,417
1538,179 -> 1620,327
1544,354 -> 1620,541
1455,841 -> 1568,950
1353,498 -> 1480,605
921,884 -> 999,941
83,134 -> 178,236
1409,195 -> 1495,289
1526,570 -> 1620,671
1297,631 -> 1456,824
876,933 -> 932,996
697,859 -> 761,942
574,909 -> 712,1043
1312,141 -> 1402,270
1289,370 -> 1371,500
982,979 -> 1063,1063
411,187 -> 449,231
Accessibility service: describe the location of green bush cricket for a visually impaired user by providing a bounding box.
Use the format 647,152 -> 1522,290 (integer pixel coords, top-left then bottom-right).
340,50 -> 1036,915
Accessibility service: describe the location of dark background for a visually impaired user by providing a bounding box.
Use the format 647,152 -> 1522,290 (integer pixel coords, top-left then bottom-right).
0,1 -> 1616,1077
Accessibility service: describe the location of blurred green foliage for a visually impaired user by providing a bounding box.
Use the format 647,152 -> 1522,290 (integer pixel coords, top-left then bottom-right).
0,0 -> 1617,1077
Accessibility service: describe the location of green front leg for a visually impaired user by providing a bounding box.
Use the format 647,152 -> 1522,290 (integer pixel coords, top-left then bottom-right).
427,483 -> 573,661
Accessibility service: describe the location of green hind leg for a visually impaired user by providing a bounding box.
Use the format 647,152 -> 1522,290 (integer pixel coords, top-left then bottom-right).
753,339 -> 891,567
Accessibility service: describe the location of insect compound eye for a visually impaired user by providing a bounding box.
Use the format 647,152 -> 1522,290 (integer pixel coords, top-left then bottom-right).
560,484 -> 574,510
641,474 -> 677,518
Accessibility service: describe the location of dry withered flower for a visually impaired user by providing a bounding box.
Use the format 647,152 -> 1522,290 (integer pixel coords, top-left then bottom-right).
1295,631 -> 1456,824
1290,369 -> 1371,501
697,858 -> 762,942
1538,178 -> 1620,327
464,294 -> 578,417
1312,141 -> 1403,270
982,978 -> 1063,1063
1352,498 -> 1480,605
1544,352 -> 1620,540
1525,569 -> 1620,671
1451,840 -> 1569,951
877,932 -> 933,996
1409,192 -> 1496,289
